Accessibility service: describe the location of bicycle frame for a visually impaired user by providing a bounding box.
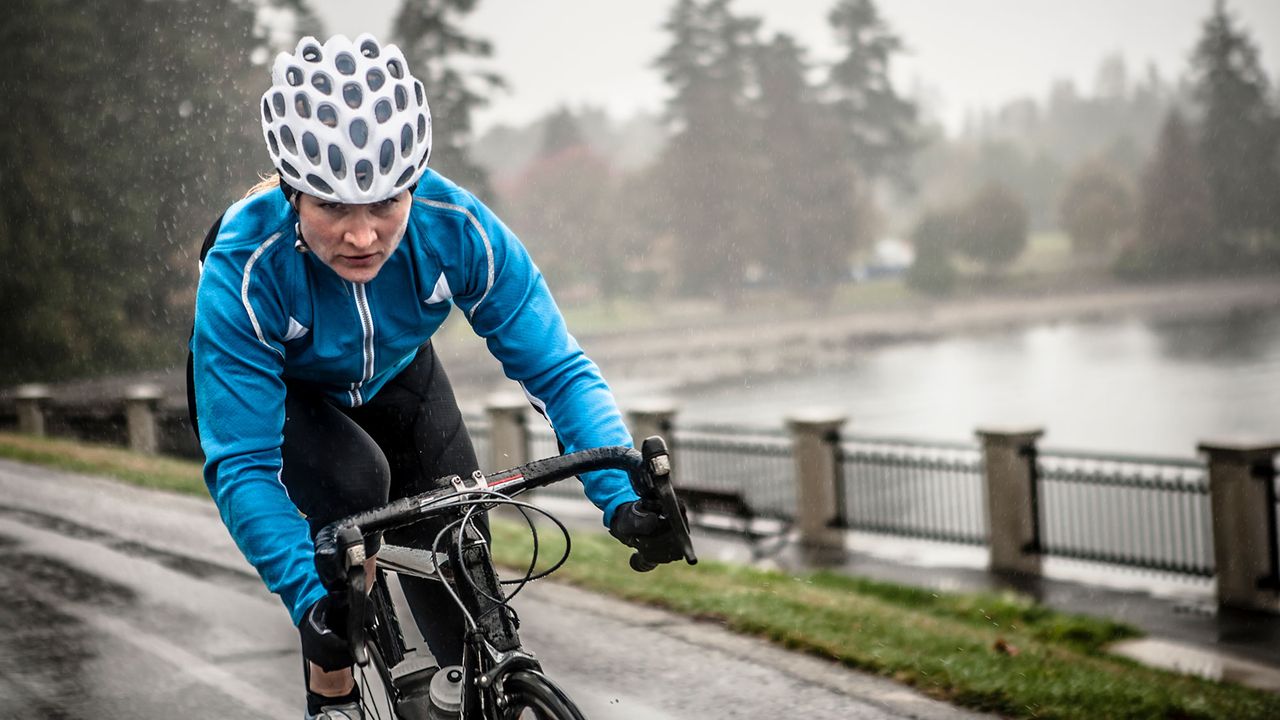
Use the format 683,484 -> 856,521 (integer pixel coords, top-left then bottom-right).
313,440 -> 697,719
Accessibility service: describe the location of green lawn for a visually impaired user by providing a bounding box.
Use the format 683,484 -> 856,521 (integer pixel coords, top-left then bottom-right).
3,431 -> 1277,718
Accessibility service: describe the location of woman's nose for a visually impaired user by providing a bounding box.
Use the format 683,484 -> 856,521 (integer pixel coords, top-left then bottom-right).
345,220 -> 377,249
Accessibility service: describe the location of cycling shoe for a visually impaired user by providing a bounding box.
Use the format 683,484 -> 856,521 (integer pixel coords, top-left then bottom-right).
305,701 -> 364,719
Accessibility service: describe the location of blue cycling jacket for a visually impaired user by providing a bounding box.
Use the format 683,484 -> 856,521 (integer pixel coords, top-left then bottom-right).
191,169 -> 637,625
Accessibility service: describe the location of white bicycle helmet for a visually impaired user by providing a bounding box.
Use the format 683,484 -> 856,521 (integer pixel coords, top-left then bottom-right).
260,34 -> 432,204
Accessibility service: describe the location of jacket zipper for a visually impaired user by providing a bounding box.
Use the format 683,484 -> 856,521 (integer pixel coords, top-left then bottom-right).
349,282 -> 376,407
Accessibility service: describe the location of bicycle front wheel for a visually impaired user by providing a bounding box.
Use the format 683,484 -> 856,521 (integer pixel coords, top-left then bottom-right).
500,670 -> 586,720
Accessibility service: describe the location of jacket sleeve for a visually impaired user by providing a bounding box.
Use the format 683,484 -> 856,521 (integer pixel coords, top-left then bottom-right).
441,194 -> 639,525
191,234 -> 327,625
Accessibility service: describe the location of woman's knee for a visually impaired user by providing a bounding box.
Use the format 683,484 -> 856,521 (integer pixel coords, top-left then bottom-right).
281,389 -> 392,528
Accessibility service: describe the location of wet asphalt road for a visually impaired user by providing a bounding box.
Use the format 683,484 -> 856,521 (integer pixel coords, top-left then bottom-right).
0,459 -> 985,720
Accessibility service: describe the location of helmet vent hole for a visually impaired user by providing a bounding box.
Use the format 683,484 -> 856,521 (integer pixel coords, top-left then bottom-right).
294,93 -> 311,119
306,174 -> 334,195
417,114 -> 427,143
280,126 -> 297,153
286,67 -> 304,87
311,72 -> 333,95
374,99 -> 392,124
387,59 -> 403,79
272,92 -> 286,118
395,167 -> 415,187
400,124 -> 413,157
267,130 -> 279,156
335,53 -> 357,76
302,45 -> 322,63
281,160 -> 300,179
354,160 -> 373,192
379,140 -> 395,173
366,69 -> 385,92
414,81 -> 424,107
349,119 -> 369,148
343,83 -> 363,109
262,98 -> 272,123
394,85 -> 408,111
317,103 -> 338,128
328,145 -> 347,179
418,148 -> 429,168
360,40 -> 380,59
302,131 -> 321,165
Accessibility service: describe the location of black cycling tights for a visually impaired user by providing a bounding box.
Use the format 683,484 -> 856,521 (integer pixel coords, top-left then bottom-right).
280,343 -> 483,667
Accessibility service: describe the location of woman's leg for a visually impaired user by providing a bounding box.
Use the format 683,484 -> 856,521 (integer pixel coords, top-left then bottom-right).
280,386 -> 392,700
345,343 -> 485,667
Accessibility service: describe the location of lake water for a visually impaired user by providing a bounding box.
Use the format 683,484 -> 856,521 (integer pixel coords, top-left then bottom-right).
661,309 -> 1280,458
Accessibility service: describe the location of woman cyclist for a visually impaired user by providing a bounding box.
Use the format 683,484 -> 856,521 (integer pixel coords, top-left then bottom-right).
188,34 -> 678,720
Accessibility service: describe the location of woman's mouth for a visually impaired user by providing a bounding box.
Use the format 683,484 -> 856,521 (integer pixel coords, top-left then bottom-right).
342,253 -> 378,267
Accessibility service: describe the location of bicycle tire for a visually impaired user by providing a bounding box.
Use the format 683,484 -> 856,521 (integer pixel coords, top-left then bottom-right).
500,671 -> 586,720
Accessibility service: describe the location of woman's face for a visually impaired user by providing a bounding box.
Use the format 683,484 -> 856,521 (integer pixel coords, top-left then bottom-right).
296,191 -> 412,283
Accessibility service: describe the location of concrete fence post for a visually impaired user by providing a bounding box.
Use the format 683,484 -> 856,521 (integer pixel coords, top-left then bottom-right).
15,384 -> 52,437
485,394 -> 530,472
125,384 -> 164,455
626,400 -> 677,449
977,426 -> 1045,577
786,410 -> 848,565
1198,440 -> 1280,613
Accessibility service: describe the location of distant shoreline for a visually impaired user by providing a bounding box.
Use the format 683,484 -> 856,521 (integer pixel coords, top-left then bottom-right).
5,275 -> 1278,411
562,274 -> 1280,392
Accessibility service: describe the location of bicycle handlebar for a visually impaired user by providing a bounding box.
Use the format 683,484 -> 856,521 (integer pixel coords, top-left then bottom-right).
313,438 -> 698,664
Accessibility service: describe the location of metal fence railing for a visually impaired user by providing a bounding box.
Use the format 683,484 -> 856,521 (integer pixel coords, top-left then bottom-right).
1274,462 -> 1280,589
462,414 -> 490,473
671,425 -> 795,519
839,435 -> 987,545
1035,449 -> 1214,577
461,414 -> 1239,582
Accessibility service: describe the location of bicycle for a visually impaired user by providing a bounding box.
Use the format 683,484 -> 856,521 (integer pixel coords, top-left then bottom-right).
313,436 -> 697,719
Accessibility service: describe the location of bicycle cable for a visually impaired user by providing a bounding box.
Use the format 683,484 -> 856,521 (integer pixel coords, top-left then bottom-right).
420,491 -> 575,631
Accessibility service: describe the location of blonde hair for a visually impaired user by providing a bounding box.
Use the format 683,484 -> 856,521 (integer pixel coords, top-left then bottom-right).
243,173 -> 282,199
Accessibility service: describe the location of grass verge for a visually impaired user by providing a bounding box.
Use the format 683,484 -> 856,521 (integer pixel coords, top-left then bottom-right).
3,432 -> 1278,718
0,431 -> 205,495
488,521 -> 1278,719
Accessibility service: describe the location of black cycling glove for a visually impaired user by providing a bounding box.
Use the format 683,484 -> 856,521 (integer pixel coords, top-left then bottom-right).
299,593 -> 355,672
608,499 -> 686,564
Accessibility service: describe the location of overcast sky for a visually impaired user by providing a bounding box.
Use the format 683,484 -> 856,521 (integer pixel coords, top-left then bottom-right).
309,0 -> 1280,135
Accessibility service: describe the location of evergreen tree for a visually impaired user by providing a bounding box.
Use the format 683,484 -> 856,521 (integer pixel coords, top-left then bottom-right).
753,34 -> 858,303
540,106 -> 587,156
0,0 -> 265,381
1119,110 -> 1215,277
1190,0 -> 1279,242
391,0 -> 503,199
1058,159 -> 1135,256
654,0 -> 763,300
825,0 -> 919,192
260,0 -> 325,47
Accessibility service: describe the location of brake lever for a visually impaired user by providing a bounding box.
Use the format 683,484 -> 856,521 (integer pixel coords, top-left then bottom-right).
337,525 -> 370,667
640,436 -> 698,567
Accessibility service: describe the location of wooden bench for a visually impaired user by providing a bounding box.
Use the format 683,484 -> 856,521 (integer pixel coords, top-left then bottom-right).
679,487 -> 792,560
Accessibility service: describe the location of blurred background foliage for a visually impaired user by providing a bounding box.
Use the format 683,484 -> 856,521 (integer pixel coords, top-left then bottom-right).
2,0 -> 1279,382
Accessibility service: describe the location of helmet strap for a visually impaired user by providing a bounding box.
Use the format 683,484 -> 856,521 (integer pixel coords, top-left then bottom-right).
278,173 -> 311,254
